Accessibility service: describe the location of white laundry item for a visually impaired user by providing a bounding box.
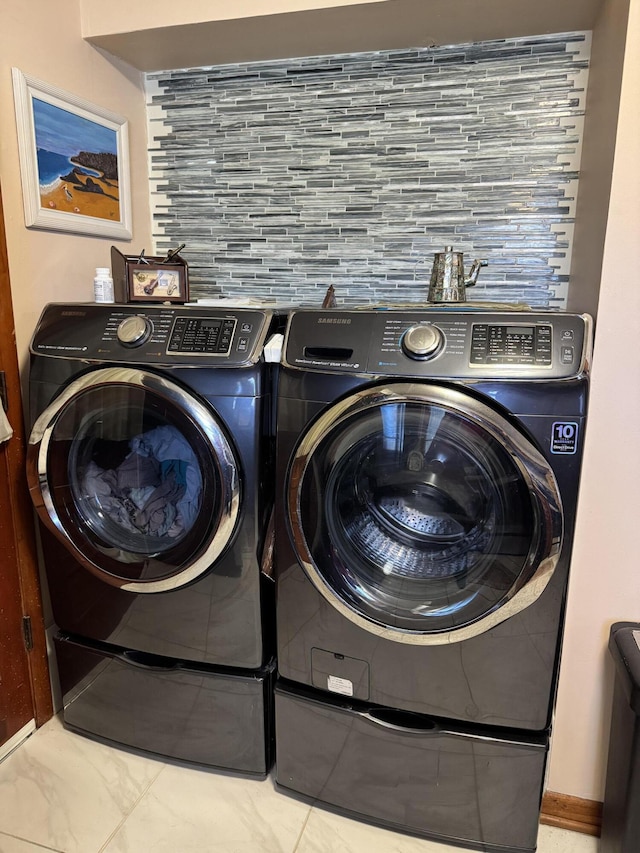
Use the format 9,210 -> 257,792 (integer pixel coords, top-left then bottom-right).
0,406 -> 12,443
264,333 -> 284,363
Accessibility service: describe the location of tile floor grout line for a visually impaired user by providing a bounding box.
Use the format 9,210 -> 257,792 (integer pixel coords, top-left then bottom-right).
291,804 -> 314,853
0,830 -> 65,853
96,760 -> 168,853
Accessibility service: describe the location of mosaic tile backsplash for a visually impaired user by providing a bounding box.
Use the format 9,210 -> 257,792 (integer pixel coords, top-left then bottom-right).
146,32 -> 590,308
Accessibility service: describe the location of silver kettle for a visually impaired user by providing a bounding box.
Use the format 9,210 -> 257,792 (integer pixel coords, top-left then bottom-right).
428,246 -> 488,303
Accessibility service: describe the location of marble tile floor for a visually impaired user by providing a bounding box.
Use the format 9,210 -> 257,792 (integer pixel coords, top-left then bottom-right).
0,715 -> 599,853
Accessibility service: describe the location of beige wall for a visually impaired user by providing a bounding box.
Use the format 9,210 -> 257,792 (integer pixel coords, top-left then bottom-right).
79,0 -> 603,74
0,0 -> 151,380
548,0 -> 640,800
81,0 -> 386,34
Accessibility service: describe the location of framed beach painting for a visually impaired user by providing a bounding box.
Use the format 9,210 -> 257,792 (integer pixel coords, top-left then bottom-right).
11,69 -> 132,239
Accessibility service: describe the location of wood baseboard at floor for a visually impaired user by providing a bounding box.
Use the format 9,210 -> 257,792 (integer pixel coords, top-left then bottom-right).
540,791 -> 603,836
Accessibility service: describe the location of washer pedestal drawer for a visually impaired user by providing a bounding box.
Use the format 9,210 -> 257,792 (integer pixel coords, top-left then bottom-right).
274,680 -> 547,852
55,632 -> 275,776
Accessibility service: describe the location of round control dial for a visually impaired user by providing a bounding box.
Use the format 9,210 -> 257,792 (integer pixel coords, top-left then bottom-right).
401,323 -> 443,360
117,315 -> 152,347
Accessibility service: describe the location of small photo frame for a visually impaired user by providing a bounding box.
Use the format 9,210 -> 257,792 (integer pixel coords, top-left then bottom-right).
127,263 -> 189,304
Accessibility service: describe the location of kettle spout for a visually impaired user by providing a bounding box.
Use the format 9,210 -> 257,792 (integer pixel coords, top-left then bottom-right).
465,259 -> 488,288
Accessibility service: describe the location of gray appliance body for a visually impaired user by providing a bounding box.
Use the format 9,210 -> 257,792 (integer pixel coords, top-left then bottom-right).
274,308 -> 591,850
28,303 -> 282,774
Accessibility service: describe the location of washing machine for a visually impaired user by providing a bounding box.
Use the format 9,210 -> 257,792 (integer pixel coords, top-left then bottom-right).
274,307 -> 592,851
27,302 -> 284,775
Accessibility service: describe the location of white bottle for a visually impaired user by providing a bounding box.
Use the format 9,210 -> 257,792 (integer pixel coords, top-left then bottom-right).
94,267 -> 114,303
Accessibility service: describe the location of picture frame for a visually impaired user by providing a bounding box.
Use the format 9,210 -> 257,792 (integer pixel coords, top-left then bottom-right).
110,246 -> 190,304
11,68 -> 132,240
127,263 -> 189,304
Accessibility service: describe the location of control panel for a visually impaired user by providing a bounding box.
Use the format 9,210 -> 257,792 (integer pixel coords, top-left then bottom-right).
31,304 -> 274,366
168,316 -> 237,355
470,323 -> 552,366
284,309 -> 591,380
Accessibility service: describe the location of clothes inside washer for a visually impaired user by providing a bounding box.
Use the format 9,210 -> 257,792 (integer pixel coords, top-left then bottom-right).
82,425 -> 202,539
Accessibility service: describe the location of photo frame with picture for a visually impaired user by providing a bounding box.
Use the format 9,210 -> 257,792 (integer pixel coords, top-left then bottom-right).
127,263 -> 189,304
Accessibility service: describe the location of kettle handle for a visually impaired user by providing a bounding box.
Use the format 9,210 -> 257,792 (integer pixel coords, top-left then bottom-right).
465,258 -> 488,288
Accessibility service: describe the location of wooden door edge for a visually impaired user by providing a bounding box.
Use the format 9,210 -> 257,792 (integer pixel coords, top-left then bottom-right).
12,519 -> 55,726
540,790 -> 602,837
0,186 -> 54,728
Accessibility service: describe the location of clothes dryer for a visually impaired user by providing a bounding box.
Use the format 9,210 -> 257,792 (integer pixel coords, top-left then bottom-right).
28,302 -> 283,775
274,308 -> 592,851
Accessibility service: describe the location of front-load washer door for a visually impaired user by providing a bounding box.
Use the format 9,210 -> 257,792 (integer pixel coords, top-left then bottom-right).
287,382 -> 563,644
28,367 -> 240,592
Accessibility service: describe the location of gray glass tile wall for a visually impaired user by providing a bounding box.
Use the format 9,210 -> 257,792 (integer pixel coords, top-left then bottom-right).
146,32 -> 589,308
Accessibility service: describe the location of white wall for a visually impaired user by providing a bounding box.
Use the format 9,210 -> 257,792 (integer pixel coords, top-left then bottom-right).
548,0 -> 640,800
0,0 -> 151,377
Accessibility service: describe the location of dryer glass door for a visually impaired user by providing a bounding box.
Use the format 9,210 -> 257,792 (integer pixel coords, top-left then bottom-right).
288,383 -> 562,644
28,367 -> 240,592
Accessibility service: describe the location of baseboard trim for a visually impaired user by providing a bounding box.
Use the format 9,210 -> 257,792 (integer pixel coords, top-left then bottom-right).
541,791 -> 603,837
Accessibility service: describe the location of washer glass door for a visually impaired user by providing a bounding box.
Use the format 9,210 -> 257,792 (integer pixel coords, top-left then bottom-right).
288,383 -> 562,643
28,367 -> 240,592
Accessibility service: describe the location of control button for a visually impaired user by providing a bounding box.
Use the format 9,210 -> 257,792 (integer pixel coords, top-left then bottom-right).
117,315 -> 152,347
240,322 -> 253,333
561,329 -> 574,341
401,324 -> 444,360
561,346 -> 574,364
237,337 -> 249,352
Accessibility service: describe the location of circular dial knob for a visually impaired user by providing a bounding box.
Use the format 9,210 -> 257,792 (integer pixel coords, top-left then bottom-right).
117,315 -> 152,347
401,323 -> 443,360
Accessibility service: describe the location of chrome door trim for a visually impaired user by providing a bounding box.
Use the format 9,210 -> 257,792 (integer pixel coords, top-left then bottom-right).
287,382 -> 563,645
28,367 -> 240,593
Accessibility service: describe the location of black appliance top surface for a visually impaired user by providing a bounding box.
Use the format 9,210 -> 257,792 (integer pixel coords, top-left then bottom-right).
283,308 -> 592,381
30,302 -> 278,367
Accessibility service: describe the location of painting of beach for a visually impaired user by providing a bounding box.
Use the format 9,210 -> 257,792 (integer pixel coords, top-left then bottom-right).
33,97 -> 120,223
12,69 -> 131,238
